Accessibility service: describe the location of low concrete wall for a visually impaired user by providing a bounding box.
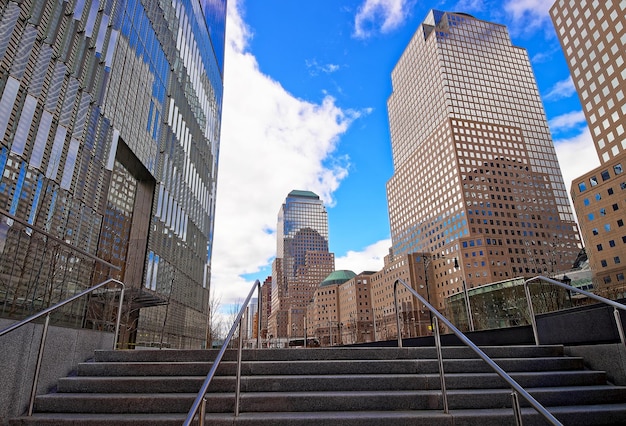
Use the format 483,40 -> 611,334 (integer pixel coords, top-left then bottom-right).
565,343 -> 626,386
0,319 -> 113,424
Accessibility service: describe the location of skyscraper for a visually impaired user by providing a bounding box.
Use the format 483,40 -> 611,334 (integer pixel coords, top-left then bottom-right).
550,0 -> 626,296
386,10 -> 581,311
269,190 -> 334,341
0,0 -> 226,348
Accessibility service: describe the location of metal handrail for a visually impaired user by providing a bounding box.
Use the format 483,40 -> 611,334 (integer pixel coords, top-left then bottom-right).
184,279 -> 262,426
525,275 -> 626,346
394,278 -> 562,426
0,278 -> 125,416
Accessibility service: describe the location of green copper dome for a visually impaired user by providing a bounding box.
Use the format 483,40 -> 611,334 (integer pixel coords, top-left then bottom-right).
320,270 -> 356,287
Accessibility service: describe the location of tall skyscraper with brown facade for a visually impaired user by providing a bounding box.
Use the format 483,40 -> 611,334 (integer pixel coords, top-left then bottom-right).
386,10 -> 581,312
550,0 -> 626,296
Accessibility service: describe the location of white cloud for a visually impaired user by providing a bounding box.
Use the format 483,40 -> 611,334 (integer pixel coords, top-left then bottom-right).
211,0 -> 357,304
544,76 -> 576,101
548,110 -> 587,133
503,0 -> 553,34
553,127 -> 599,195
335,239 -> 391,273
306,59 -> 340,76
354,0 -> 414,39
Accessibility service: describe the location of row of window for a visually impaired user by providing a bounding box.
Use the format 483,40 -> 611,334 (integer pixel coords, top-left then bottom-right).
578,163 -> 623,192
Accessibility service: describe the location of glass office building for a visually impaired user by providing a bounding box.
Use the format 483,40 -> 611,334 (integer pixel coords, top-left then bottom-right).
270,190 -> 334,340
386,10 -> 581,311
0,0 -> 226,348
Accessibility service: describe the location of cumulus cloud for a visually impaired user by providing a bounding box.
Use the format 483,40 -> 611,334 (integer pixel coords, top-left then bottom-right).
544,76 -> 576,101
548,110 -> 587,133
354,0 -> 414,39
211,0 -> 358,305
335,239 -> 391,273
553,127 -> 599,194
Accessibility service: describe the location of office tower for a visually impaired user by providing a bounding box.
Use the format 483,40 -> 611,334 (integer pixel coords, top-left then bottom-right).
386,10 -> 581,311
269,190 -> 334,341
0,0 -> 226,348
550,0 -> 626,295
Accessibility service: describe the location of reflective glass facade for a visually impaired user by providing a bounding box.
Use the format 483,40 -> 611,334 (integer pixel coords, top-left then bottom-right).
386,10 -> 581,310
0,0 -> 226,348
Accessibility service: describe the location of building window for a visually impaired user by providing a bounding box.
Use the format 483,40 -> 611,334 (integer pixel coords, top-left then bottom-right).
608,188 -> 614,195
588,213 -> 595,221
615,164 -> 623,174
579,182 -> 588,192
593,228 -> 599,235
590,176 -> 598,186
595,193 -> 602,201
600,208 -> 606,216
584,198 -> 590,206
604,276 -> 612,284
605,224 -> 611,232
618,273 -> 625,282
609,240 -> 616,247
601,170 -> 610,181
618,219 -> 624,227
613,203 -> 619,211
601,260 -> 608,267
597,244 -> 603,251
614,256 -> 621,264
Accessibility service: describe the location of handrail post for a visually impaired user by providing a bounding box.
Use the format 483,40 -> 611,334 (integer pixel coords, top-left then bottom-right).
235,315 -> 244,417
511,391 -> 523,425
113,286 -> 125,350
523,281 -> 539,345
199,398 -> 206,426
393,281 -> 402,348
433,316 -> 448,413
614,307 -> 626,346
256,280 -> 262,349
28,313 -> 50,416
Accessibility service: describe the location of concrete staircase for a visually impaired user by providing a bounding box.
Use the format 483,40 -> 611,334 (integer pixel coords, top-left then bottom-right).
9,345 -> 626,425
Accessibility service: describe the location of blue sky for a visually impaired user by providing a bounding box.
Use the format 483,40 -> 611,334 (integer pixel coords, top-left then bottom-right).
211,0 -> 598,307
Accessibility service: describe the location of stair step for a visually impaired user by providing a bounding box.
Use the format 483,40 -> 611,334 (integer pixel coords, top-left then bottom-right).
74,356 -> 585,377
12,404 -> 626,426
92,345 -> 566,363
57,369 -> 608,393
33,386 -> 626,414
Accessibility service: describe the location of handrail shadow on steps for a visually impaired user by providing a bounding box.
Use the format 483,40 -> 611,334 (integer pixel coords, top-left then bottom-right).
184,279 -> 262,426
394,277 -> 562,426
0,278 -> 125,416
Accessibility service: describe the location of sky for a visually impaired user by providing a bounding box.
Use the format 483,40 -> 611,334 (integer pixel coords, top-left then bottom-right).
210,0 -> 599,310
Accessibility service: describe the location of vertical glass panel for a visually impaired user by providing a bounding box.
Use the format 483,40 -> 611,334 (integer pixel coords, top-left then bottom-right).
45,125 -> 68,180
61,138 -> 80,190
95,14 -> 109,54
27,174 -> 44,226
12,95 -> 37,155
9,162 -> 27,216
30,111 -> 53,169
85,0 -> 100,38
0,77 -> 20,139
0,3 -> 20,62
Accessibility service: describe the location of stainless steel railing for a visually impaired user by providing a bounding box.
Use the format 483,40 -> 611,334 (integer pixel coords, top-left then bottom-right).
183,279 -> 262,426
525,275 -> 626,346
0,278 -> 125,416
393,278 -> 562,426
